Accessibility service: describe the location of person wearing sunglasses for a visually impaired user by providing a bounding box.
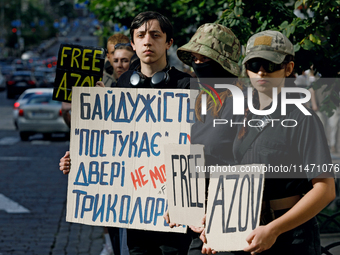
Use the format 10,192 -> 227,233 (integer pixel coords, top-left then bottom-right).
201,30 -> 335,255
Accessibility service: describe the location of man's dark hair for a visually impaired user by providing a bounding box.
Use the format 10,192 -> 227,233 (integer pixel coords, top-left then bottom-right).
130,11 -> 173,43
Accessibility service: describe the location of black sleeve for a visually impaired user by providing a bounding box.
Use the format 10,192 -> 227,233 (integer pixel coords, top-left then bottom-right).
168,67 -> 191,89
294,111 -> 334,180
177,76 -> 191,89
116,70 -> 134,88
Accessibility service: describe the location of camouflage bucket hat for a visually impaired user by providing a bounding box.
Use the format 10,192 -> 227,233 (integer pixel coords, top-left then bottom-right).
242,30 -> 294,65
177,23 -> 241,76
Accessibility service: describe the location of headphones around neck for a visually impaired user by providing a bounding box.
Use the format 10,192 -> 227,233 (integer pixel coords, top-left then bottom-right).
130,64 -> 171,88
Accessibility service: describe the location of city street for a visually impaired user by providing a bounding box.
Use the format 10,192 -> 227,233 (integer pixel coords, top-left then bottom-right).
0,49 -> 104,255
1,17 -> 340,254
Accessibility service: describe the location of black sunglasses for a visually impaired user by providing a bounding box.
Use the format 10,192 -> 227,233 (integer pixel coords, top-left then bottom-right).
245,58 -> 286,73
114,43 -> 132,49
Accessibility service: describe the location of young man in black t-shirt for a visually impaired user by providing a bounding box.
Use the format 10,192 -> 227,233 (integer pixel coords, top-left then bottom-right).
117,11 -> 191,90
119,11 -> 192,255
60,11 -> 192,255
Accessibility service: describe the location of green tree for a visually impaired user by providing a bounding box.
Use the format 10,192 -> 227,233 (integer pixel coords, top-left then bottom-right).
83,0 -> 339,115
83,0 -> 225,47
3,0 -> 58,50
218,0 -> 340,116
20,2 -> 57,46
50,0 -> 77,19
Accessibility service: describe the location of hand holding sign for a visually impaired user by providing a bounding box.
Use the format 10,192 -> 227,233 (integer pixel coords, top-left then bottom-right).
59,151 -> 71,175
163,210 -> 181,228
66,87 -> 197,232
243,225 -> 278,254
204,166 -> 264,252
164,144 -> 206,227
189,214 -> 205,234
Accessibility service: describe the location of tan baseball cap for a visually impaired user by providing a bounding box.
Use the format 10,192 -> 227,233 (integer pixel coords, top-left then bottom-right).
242,30 -> 294,65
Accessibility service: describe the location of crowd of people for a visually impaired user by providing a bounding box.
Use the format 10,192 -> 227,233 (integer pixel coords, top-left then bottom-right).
59,11 -> 336,255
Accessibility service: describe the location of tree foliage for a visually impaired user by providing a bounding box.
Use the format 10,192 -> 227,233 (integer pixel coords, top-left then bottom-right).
3,0 -> 58,49
218,0 -> 340,115
84,0 -> 339,114
84,0 -> 223,47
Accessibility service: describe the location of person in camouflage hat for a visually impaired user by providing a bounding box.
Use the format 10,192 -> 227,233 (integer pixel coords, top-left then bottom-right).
177,23 -> 241,77
175,23 -> 243,122
172,24 -> 245,255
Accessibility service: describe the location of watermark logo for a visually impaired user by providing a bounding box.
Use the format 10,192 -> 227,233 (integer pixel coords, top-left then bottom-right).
199,83 -> 222,115
201,84 -> 311,116
191,78 -> 315,129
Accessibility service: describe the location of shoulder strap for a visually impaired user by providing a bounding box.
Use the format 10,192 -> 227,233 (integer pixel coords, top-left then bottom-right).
235,105 -> 295,163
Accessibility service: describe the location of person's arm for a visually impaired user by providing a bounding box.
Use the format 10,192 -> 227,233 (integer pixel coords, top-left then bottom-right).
243,175 -> 335,254
61,102 -> 71,128
59,151 -> 71,175
201,113 -> 335,255
200,176 -> 335,255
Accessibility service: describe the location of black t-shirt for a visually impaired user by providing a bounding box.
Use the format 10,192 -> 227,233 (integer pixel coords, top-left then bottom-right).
116,66 -> 193,250
117,67 -> 191,89
191,94 -> 244,166
233,102 -> 333,200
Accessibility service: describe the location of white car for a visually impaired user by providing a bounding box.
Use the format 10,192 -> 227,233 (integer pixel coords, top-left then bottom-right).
17,92 -> 69,141
13,88 -> 54,129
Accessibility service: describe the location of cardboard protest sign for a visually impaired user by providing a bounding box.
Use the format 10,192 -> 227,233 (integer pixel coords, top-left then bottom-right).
52,44 -> 105,102
204,165 -> 264,251
66,87 -> 197,232
164,144 -> 205,227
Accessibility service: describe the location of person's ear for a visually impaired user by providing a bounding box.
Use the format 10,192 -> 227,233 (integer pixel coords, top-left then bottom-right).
166,38 -> 173,50
131,40 -> 136,51
286,61 -> 294,77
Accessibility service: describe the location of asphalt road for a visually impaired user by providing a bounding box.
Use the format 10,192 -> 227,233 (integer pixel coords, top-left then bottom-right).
0,31 -> 105,254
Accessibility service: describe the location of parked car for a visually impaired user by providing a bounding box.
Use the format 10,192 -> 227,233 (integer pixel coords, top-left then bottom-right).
6,71 -> 37,99
1,64 -> 15,79
13,88 -> 54,129
33,71 -> 49,88
35,66 -> 56,74
12,58 -> 27,71
45,72 -> 56,87
0,70 -> 5,91
17,93 -> 70,141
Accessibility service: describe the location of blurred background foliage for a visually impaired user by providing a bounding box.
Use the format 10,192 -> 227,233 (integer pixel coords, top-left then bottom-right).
84,0 -> 339,75
3,0 -> 338,114
83,0 -> 340,114
83,0 -> 339,115
2,0 -> 76,48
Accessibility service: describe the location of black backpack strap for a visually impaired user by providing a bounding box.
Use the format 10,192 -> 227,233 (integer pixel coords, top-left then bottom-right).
235,105 -> 296,163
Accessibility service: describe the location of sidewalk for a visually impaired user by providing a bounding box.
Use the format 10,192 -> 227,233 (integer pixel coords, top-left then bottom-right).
51,205 -> 104,255
321,233 -> 340,254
